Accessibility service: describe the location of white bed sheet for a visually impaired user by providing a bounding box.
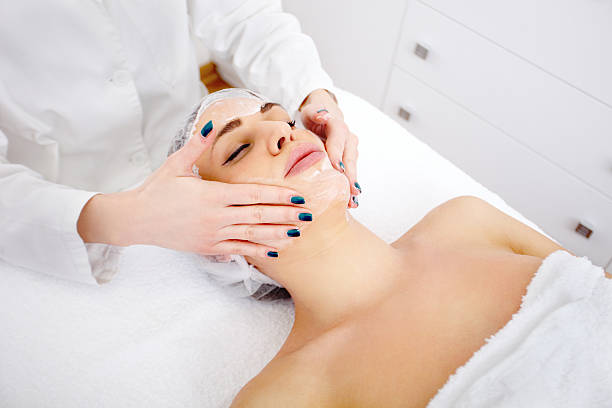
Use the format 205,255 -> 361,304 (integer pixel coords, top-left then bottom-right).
0,89 -> 549,408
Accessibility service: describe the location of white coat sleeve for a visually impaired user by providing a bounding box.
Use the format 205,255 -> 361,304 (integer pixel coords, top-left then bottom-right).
0,104 -> 122,286
188,0 -> 334,116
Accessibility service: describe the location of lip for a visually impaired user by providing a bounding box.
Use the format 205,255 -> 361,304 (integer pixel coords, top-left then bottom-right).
284,143 -> 325,177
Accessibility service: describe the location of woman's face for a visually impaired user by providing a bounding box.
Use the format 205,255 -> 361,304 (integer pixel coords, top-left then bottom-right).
192,97 -> 350,218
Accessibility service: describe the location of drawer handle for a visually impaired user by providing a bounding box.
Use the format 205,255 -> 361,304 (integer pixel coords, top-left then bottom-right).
575,221 -> 594,239
398,104 -> 413,121
414,42 -> 429,60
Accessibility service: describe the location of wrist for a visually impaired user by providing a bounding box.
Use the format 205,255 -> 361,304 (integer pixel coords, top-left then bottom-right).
77,190 -> 141,247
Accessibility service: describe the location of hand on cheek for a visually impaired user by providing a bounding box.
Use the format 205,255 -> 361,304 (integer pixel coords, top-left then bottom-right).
301,105 -> 361,209
341,131 -> 361,208
313,113 -> 360,209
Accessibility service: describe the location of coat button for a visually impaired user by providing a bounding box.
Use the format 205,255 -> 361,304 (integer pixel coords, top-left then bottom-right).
112,70 -> 131,87
130,151 -> 147,165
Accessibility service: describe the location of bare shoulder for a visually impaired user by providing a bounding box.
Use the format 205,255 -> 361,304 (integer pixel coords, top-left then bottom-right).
230,353 -> 334,408
407,195 -> 565,259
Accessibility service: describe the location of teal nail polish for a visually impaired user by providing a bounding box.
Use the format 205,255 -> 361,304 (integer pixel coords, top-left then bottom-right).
298,212 -> 313,221
339,161 -> 345,172
354,181 -> 361,193
201,120 -> 213,138
287,228 -> 300,237
352,195 -> 359,206
291,196 -> 305,204
316,108 -> 328,113
267,251 -> 279,258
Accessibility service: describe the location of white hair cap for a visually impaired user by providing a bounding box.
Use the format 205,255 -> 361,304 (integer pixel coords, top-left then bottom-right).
198,254 -> 285,299
168,88 -> 268,157
169,89 -> 287,300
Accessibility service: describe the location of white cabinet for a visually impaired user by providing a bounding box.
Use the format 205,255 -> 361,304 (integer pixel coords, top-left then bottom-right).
420,0 -> 612,106
383,0 -> 612,266
394,1 -> 612,198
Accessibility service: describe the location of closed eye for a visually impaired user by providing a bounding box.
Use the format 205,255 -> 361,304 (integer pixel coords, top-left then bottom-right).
222,120 -> 294,165
223,143 -> 250,165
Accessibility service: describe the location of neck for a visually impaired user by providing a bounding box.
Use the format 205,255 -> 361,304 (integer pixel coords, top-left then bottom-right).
249,201 -> 406,340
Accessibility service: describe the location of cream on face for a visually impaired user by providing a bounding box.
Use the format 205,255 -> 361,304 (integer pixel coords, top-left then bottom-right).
193,98 -> 351,270
193,97 -> 351,253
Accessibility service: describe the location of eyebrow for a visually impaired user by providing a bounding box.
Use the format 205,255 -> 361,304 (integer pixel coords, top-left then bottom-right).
210,101 -> 282,155
260,102 -> 281,113
210,118 -> 241,156
217,118 -> 242,139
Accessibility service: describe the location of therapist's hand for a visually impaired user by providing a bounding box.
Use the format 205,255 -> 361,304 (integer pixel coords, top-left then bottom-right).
78,122 -> 310,259
300,89 -> 361,208
135,123 -> 313,258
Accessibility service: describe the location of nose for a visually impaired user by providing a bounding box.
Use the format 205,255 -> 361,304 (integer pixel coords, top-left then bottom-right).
270,122 -> 294,153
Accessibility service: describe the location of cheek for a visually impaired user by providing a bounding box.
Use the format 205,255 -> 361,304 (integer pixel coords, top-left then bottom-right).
194,153 -> 225,182
196,155 -> 272,184
194,155 -> 210,178
291,164 -> 350,215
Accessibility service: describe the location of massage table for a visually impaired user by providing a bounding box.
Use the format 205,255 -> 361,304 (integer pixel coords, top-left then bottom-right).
0,88 -> 549,407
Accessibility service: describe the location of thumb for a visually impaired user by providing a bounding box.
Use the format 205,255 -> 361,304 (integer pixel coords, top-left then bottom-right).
173,120 -> 215,171
301,104 -> 332,125
301,105 -> 332,137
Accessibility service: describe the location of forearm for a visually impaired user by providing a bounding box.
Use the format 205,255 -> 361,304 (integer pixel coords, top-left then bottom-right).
0,159 -> 110,283
77,190 -> 139,247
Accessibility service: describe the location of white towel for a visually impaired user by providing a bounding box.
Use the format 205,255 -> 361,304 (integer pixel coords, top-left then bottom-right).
428,250 -> 612,408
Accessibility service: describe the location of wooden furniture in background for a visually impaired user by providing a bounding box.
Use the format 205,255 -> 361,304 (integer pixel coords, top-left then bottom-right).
199,62 -> 232,93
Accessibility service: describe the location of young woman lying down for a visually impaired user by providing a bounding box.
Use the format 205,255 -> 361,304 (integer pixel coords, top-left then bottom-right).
168,89 -> 612,408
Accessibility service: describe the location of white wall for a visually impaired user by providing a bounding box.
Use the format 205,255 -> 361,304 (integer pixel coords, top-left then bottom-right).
282,0 -> 407,108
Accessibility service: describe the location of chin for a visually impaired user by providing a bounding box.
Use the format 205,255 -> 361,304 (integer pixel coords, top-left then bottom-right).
243,159 -> 349,270
289,157 -> 350,216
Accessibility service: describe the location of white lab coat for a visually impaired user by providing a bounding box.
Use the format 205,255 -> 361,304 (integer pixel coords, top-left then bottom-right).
0,0 -> 333,285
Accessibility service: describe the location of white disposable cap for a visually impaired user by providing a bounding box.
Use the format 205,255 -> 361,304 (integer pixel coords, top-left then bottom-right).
168,88 -> 268,157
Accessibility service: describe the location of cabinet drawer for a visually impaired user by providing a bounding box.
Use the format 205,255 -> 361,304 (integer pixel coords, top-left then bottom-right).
383,65 -> 612,266
394,0 -> 612,199
420,0 -> 612,106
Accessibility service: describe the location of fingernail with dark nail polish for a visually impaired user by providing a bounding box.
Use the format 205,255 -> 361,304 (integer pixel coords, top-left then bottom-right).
354,182 -> 361,193
291,196 -> 305,204
267,251 -> 279,258
339,161 -> 345,172
287,228 -> 300,237
201,120 -> 213,138
298,212 -> 313,221
352,195 -> 359,206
